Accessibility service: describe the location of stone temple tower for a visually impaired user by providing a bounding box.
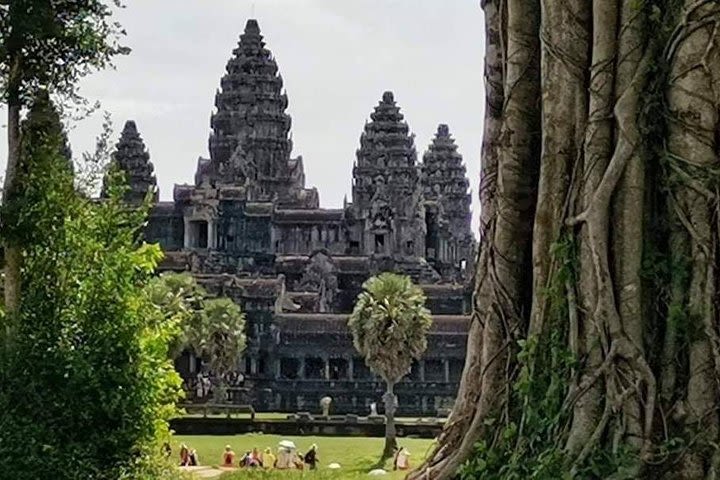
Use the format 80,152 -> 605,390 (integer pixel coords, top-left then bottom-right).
350,91 -> 427,262
198,19 -> 314,207
421,124 -> 474,279
109,120 -> 157,206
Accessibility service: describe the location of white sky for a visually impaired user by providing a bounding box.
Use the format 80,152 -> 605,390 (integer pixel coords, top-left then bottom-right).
1,0 -> 485,233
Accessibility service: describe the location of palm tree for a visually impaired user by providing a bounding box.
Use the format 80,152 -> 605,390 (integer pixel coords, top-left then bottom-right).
348,272 -> 433,461
147,273 -> 246,389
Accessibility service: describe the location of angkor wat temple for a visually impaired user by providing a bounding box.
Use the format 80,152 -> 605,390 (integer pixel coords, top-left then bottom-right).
115,19 -> 475,415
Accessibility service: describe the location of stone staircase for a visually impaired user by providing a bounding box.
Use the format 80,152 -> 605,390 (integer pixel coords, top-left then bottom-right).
394,258 -> 441,284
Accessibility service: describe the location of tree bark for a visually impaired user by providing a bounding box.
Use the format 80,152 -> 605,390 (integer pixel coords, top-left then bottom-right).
665,3 -> 720,475
2,97 -> 22,332
382,381 -> 398,461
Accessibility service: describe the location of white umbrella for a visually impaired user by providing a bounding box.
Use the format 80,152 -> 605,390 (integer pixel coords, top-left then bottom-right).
278,440 -> 296,449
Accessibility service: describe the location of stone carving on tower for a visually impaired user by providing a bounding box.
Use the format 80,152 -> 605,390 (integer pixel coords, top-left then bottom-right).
350,91 -> 427,262
296,250 -> 339,312
200,19 -> 318,208
107,120 -> 158,206
421,124 -> 475,280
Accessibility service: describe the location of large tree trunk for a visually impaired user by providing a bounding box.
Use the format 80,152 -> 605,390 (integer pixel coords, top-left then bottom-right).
411,2 -> 720,479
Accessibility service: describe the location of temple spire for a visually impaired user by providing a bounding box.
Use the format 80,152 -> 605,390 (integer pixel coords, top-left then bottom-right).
204,18 -> 296,193
109,120 -> 158,205
351,91 -> 426,260
421,123 -> 474,276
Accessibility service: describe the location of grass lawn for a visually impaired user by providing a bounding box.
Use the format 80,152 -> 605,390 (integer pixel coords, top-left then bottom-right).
173,434 -> 436,479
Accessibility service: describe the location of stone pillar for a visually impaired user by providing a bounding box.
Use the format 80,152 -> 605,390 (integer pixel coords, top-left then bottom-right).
250,357 -> 258,375
443,359 -> 450,383
208,220 -> 217,249
324,356 -> 330,380
311,225 -> 319,249
419,360 -> 426,382
421,396 -> 428,413
183,218 -> 191,248
299,357 -> 306,379
274,358 -> 281,380
347,356 -> 354,380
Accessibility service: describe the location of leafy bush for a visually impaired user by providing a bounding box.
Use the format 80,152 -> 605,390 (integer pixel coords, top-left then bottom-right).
0,95 -> 182,479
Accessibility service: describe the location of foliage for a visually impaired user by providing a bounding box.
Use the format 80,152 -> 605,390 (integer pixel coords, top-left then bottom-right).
147,272 -> 247,376
348,272 -> 432,386
0,96 -> 182,479
0,0 -> 128,104
198,297 -> 247,375
147,272 -> 206,358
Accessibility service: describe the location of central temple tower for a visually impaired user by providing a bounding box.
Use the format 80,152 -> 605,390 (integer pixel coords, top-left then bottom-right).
198,19 -> 315,207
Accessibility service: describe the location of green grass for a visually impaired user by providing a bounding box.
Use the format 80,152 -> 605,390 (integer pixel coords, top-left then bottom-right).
173,434 -> 435,479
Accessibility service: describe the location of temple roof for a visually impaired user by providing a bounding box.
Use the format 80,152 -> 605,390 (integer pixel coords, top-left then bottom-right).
151,201 -> 178,216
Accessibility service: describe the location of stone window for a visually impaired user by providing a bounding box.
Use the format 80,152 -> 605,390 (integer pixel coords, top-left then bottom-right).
405,240 -> 414,255
188,220 -> 208,248
353,358 -> 372,379
280,358 -> 300,379
374,234 -> 385,253
329,358 -> 349,380
424,359 -> 445,382
306,357 -> 325,379
349,241 -> 360,254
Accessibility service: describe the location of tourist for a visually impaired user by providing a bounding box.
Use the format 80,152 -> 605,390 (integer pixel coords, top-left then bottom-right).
195,374 -> 204,399
240,450 -> 260,467
393,446 -> 411,470
189,448 -> 200,466
263,447 -> 276,469
294,452 -> 305,470
222,445 -> 235,466
251,448 -> 263,467
304,444 -> 319,470
179,444 -> 190,466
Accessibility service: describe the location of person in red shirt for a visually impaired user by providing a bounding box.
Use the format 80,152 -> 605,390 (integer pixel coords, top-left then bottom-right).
223,445 -> 235,467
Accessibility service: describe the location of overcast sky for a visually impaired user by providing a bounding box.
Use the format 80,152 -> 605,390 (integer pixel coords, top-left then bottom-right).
1,0 -> 485,233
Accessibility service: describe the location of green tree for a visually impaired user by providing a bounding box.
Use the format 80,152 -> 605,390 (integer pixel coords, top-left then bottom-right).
0,0 -> 127,329
0,95 -> 181,479
146,271 -> 206,358
348,272 -> 432,461
148,273 -> 247,393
